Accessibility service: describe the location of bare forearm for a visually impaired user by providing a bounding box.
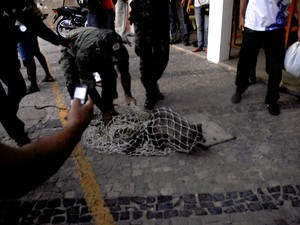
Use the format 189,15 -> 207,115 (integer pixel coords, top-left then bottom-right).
121,73 -> 132,96
0,99 -> 93,198
239,0 -> 249,30
0,128 -> 82,198
239,0 -> 248,20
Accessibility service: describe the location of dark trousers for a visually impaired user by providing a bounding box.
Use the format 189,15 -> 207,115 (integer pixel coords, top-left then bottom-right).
236,27 -> 285,103
0,51 -> 26,113
179,0 -> 191,42
0,81 -> 27,144
169,0 -> 179,39
137,33 -> 170,98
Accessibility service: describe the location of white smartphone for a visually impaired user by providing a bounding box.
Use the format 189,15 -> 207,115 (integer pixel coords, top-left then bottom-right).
73,84 -> 88,104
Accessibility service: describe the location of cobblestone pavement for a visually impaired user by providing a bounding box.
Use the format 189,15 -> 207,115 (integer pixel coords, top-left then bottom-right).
1,29 -> 300,224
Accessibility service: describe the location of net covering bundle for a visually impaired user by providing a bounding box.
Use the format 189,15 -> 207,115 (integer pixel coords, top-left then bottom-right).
83,107 -> 206,156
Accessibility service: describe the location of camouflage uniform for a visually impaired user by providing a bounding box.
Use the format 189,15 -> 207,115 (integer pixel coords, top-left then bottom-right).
60,27 -> 132,113
129,0 -> 170,108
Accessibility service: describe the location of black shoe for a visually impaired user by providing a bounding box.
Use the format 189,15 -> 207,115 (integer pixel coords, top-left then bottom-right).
279,86 -> 288,93
17,134 -> 31,147
192,41 -> 198,47
144,92 -> 164,110
231,84 -> 249,104
170,38 -> 181,45
26,86 -> 40,95
183,41 -> 191,46
111,108 -> 119,116
249,76 -> 256,84
266,102 -> 280,116
231,92 -> 242,104
157,92 -> 165,100
144,98 -> 157,110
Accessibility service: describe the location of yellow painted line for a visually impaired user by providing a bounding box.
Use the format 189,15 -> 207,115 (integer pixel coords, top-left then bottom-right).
48,70 -> 116,225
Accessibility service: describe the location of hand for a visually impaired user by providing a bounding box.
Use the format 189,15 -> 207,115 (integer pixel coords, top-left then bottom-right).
66,98 -> 94,133
125,95 -> 137,105
187,6 -> 191,14
239,17 -> 245,31
102,111 -> 113,125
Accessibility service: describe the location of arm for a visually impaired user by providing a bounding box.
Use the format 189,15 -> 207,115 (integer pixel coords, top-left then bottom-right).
187,0 -> 193,14
296,0 -> 300,41
116,47 -> 137,105
0,99 -> 93,198
17,5 -> 65,46
239,0 -> 249,31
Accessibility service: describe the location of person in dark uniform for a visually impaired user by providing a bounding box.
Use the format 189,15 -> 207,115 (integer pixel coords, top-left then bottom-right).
129,0 -> 170,110
0,1 -> 66,146
60,27 -> 136,125
17,0 -> 55,95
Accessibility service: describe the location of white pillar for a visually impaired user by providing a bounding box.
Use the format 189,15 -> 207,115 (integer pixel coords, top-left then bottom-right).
207,0 -> 234,63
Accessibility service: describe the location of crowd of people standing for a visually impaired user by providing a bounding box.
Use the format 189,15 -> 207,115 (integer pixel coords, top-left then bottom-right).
169,0 -> 210,53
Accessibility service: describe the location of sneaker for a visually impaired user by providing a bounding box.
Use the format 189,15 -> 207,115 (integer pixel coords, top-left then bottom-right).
231,91 -> 242,104
192,47 -> 203,52
266,102 -> 280,116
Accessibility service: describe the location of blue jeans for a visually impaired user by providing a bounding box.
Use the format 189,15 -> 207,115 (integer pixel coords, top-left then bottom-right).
236,28 -> 285,103
194,6 -> 209,48
169,0 -> 189,41
179,0 -> 191,42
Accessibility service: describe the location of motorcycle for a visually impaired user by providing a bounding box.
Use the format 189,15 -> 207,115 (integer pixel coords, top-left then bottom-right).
52,2 -> 88,38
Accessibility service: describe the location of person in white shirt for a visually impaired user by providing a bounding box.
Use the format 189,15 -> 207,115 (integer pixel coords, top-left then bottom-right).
231,0 -> 300,116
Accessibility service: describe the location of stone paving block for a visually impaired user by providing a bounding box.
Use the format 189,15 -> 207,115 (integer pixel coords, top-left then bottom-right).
170,217 -> 188,225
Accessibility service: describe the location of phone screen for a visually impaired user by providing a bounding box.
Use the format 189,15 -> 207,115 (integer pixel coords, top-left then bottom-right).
74,85 -> 87,104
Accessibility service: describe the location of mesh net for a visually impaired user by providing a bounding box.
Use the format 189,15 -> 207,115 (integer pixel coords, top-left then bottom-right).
82,107 -> 206,156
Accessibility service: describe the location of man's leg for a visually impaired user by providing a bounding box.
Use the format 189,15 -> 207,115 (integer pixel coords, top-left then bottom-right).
231,28 -> 261,103
180,1 -> 191,46
169,0 -> 180,44
0,82 -> 30,146
263,29 -> 285,115
23,58 -> 40,94
1,61 -> 26,114
194,7 -> 204,51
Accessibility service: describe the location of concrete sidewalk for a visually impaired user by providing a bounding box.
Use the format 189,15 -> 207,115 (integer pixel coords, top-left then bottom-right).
1,36 -> 300,225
